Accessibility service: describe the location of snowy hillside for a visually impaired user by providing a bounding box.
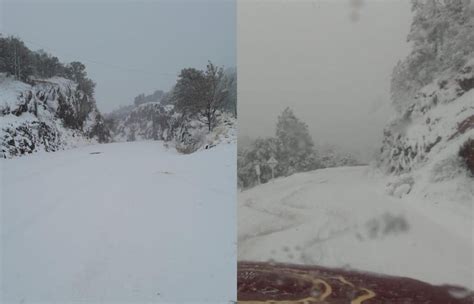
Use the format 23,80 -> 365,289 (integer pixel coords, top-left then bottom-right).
1,140 -> 236,303
238,166 -> 473,289
379,1 -> 474,203
0,74 -> 110,158
379,59 -> 474,205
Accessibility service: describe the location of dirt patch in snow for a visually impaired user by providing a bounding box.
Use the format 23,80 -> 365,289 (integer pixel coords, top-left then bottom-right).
449,114 -> 474,140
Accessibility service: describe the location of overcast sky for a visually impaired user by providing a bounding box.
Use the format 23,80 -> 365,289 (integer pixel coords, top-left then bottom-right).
1,0 -> 236,113
238,0 -> 412,161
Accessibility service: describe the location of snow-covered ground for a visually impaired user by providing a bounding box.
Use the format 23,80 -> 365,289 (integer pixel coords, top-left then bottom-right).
1,141 -> 236,303
238,166 -> 473,289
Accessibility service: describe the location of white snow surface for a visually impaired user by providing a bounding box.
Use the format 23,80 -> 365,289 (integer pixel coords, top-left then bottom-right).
0,75 -> 31,111
238,166 -> 473,289
1,141 -> 236,303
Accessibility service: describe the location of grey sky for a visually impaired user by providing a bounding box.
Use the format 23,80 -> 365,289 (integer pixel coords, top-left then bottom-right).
1,0 -> 236,113
238,0 -> 412,161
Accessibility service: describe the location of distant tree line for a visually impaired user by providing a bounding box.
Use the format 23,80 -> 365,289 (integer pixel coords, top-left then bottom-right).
238,107 -> 360,189
0,35 -> 95,98
134,90 -> 165,106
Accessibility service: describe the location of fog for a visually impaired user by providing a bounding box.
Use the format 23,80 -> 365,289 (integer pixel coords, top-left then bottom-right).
238,0 -> 412,161
1,0 -> 236,113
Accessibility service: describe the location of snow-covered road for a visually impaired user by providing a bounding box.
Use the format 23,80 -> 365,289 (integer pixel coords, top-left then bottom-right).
1,141 -> 236,303
238,166 -> 473,289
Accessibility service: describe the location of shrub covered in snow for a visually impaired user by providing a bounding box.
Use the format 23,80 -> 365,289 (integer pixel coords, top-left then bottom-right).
238,137 -> 281,188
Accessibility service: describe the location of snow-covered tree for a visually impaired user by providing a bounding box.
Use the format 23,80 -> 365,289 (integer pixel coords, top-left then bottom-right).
238,137 -> 281,188
32,50 -> 64,78
237,108 -> 322,189
0,36 -> 34,81
173,61 -> 230,131
276,107 -> 317,175
391,0 -> 474,113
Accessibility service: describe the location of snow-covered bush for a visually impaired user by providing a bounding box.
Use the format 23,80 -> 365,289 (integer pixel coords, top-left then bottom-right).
238,137 -> 281,188
385,175 -> 415,198
1,119 -> 60,157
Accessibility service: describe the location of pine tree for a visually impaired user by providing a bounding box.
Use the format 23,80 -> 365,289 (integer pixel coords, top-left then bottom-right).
173,61 -> 229,131
276,107 -> 316,175
391,0 -> 474,113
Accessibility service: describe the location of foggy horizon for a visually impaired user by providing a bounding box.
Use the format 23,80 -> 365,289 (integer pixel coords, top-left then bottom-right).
238,0 -> 413,161
1,0 -> 236,113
